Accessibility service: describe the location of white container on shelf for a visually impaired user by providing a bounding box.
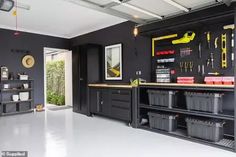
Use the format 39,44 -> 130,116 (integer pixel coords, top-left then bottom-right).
12,95 -> 19,102
19,75 -> 29,80
19,92 -> 29,101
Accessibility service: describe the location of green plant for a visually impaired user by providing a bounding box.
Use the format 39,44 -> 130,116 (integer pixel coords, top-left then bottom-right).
46,60 -> 65,106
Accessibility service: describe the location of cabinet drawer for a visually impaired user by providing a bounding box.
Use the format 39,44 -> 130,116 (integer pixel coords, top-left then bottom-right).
111,89 -> 131,102
111,100 -> 130,109
111,106 -> 131,121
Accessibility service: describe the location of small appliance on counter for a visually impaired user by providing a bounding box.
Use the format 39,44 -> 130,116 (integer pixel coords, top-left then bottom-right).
1,66 -> 9,81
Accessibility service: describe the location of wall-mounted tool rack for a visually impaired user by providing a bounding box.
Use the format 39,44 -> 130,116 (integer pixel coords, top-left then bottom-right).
137,5 -> 236,152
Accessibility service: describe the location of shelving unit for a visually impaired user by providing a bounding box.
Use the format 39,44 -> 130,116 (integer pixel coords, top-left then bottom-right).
0,80 -> 34,116
137,83 -> 235,152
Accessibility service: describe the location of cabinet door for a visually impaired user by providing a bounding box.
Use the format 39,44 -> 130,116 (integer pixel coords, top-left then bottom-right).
100,89 -> 110,116
90,88 -> 100,113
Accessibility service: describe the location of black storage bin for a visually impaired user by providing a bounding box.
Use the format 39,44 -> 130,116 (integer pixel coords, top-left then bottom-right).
185,92 -> 223,114
186,118 -> 224,142
17,103 -> 31,112
147,90 -> 176,108
3,104 -> 16,113
148,112 -> 178,132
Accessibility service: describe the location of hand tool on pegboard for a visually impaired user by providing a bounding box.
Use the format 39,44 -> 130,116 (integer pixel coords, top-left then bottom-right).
189,62 -> 194,72
202,65 -> 205,76
205,31 -> 211,49
207,52 -> 214,69
221,33 -> 227,68
152,34 -> 178,57
172,31 -> 195,44
180,62 -> 184,72
184,62 -> 188,73
214,37 -> 219,49
198,43 -> 202,58
223,24 -> 234,67
208,72 -> 222,76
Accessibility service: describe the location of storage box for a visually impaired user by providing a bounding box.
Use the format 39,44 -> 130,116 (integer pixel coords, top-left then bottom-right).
147,90 -> 176,108
186,118 -> 224,142
185,92 -> 223,114
3,104 -> 16,113
148,112 -> 178,132
17,103 -> 31,111
177,77 -> 194,84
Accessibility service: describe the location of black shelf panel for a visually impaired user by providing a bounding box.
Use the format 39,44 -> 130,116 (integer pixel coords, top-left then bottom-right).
1,109 -> 34,116
139,84 -> 234,92
139,126 -> 235,151
1,88 -> 33,92
1,99 -> 33,104
139,104 -> 234,121
0,80 -> 33,83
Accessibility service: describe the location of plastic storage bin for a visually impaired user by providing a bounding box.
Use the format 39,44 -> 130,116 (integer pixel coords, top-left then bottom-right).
186,118 -> 224,142
148,112 -> 178,132
3,104 -> 16,113
147,90 -> 176,108
185,92 -> 223,114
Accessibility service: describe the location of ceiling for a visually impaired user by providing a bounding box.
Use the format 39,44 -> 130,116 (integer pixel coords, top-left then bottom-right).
0,0 -> 231,38
0,0 -> 126,38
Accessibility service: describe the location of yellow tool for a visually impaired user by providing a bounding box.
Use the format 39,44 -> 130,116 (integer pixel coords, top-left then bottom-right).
172,31 -> 195,45
205,32 -> 211,49
152,34 -> 178,57
223,24 -> 234,67
221,33 -> 227,68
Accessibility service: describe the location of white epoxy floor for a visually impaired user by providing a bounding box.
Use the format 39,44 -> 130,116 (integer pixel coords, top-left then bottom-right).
0,109 -> 235,157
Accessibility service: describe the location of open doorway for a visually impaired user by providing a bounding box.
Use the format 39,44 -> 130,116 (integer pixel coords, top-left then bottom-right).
44,48 -> 73,110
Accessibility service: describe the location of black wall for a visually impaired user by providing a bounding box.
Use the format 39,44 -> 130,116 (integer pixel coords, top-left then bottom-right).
0,29 -> 70,105
71,21 -> 151,83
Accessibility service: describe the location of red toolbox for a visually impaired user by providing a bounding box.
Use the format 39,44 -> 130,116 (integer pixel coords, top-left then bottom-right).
177,77 -> 194,84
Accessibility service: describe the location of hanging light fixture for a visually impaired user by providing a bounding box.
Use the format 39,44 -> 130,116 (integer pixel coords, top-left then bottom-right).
0,0 -> 14,12
133,26 -> 139,37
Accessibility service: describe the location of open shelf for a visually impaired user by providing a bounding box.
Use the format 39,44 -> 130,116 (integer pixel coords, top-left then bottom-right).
139,83 -> 234,92
0,79 -> 33,82
1,88 -> 33,92
139,125 -> 235,151
1,99 -> 33,104
1,109 -> 34,116
140,104 -> 234,121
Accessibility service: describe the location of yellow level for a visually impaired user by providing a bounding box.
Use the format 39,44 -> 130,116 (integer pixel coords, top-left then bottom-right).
152,34 -> 178,57
221,34 -> 227,68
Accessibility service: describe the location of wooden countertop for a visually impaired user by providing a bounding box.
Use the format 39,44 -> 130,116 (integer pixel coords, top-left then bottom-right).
139,82 -> 234,89
88,84 -> 135,89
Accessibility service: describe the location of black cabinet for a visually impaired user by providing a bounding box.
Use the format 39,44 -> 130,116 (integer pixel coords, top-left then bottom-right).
89,87 -> 133,123
72,44 -> 102,115
90,88 -> 110,115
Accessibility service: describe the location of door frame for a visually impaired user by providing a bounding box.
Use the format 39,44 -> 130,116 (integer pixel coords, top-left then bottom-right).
43,47 -> 73,107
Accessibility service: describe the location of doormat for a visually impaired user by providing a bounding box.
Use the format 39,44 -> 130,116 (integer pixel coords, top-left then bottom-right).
47,106 -> 72,111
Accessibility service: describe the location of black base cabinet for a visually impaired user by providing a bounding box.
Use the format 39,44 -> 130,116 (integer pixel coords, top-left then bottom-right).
89,86 -> 136,125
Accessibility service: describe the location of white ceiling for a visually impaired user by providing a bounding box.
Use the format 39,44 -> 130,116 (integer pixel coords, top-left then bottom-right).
0,0 -> 126,38
0,0 -> 227,39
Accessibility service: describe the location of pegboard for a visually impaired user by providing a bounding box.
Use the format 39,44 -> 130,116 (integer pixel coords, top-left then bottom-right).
151,18 -> 234,83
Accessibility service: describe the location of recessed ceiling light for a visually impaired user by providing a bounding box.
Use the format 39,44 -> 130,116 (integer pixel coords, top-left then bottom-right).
163,0 -> 190,12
